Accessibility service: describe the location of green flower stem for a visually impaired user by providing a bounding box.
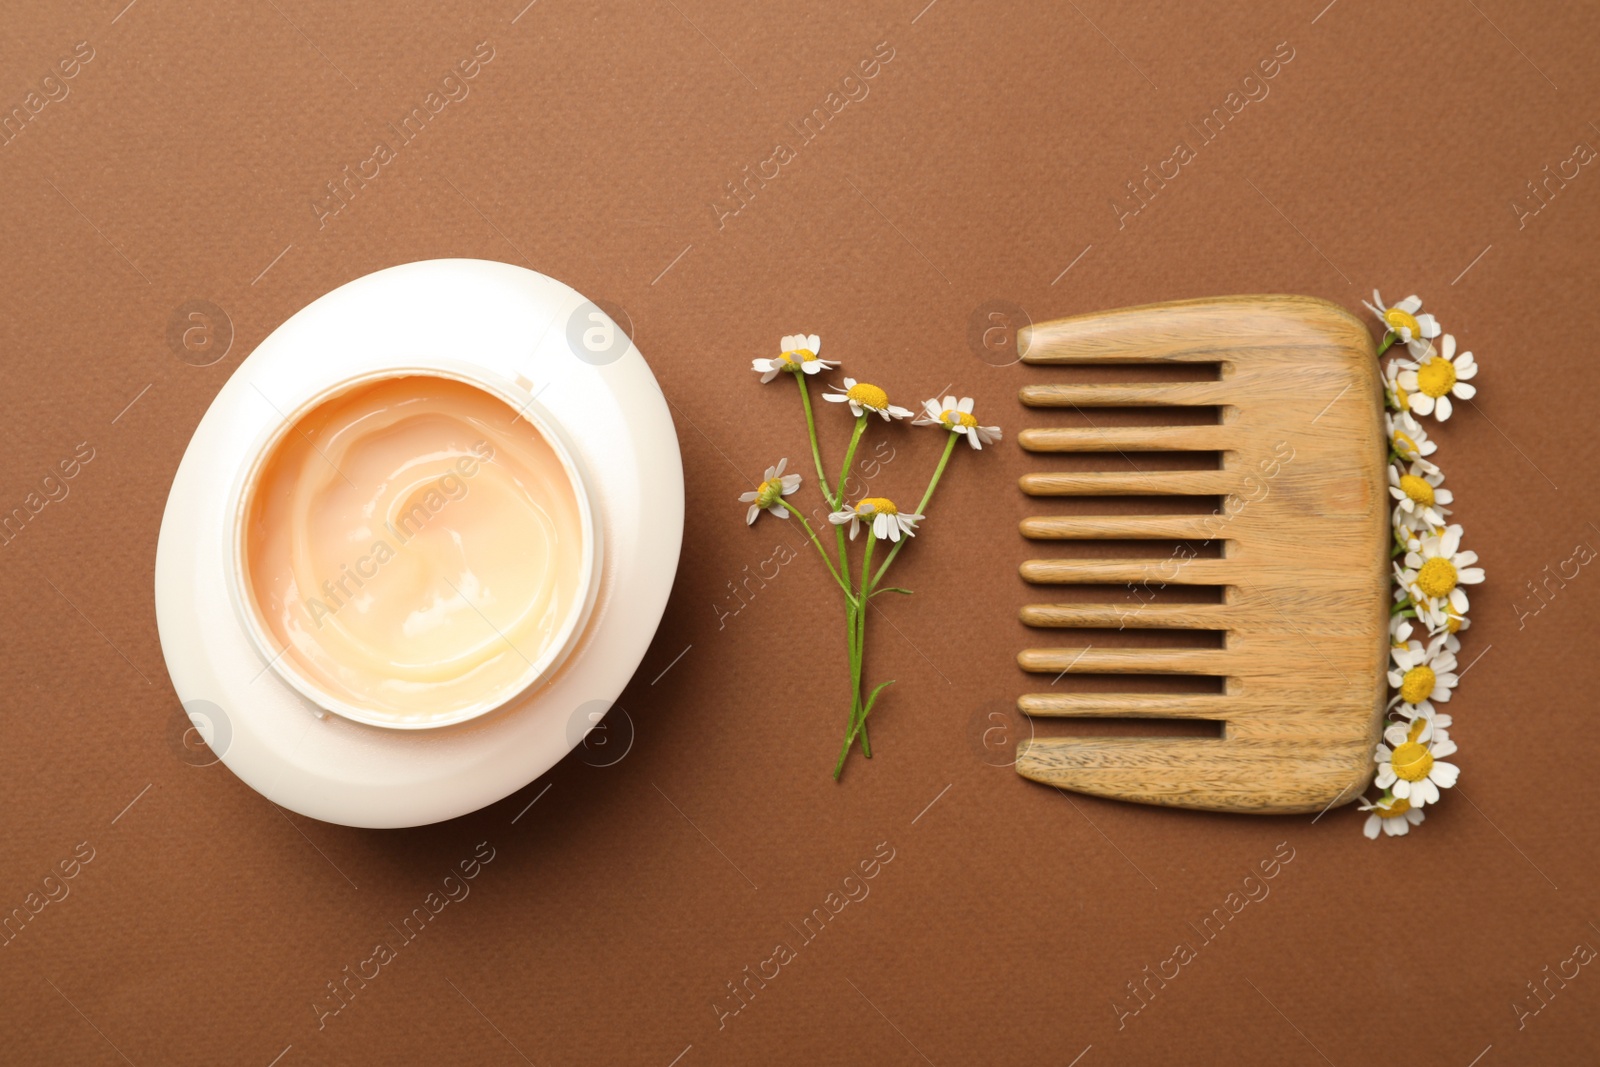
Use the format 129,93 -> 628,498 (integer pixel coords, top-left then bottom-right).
1376,331 -> 1396,358
834,535 -> 876,778
836,414 -> 867,506
870,432 -> 959,590
794,373 -> 855,611
836,583 -> 865,776
779,500 -> 855,604
843,596 -> 861,743
836,680 -> 892,777
834,522 -> 852,597
856,536 -> 875,758
796,374 -> 837,509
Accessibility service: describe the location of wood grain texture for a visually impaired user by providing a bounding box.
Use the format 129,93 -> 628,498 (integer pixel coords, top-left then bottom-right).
1013,295 -> 1387,814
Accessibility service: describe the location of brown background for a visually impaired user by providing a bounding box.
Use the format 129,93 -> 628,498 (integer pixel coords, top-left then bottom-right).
2,0 -> 1597,1064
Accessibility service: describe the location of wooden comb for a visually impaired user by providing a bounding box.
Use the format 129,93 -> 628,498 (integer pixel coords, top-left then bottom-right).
1012,295 -> 1387,814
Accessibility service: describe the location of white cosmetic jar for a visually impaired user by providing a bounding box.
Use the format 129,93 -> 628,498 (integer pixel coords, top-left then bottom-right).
155,260 -> 683,827
227,365 -> 602,730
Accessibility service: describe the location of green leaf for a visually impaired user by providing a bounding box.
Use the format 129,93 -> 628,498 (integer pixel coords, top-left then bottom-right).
860,679 -> 896,720
872,586 -> 914,597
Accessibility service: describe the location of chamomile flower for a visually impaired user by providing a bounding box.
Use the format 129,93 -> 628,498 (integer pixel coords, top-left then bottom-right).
828,497 -> 923,542
1382,359 -> 1411,414
1397,333 -> 1477,421
1386,411 -> 1438,469
738,459 -> 801,525
1388,461 -> 1453,530
823,378 -> 914,421
1363,291 -> 1441,357
1387,633 -> 1459,706
1386,704 -> 1452,746
1360,794 -> 1427,838
1389,613 -> 1418,653
1374,728 -> 1459,806
1396,524 -> 1484,631
751,334 -> 838,383
913,395 -> 1003,450
1388,615 -> 1424,672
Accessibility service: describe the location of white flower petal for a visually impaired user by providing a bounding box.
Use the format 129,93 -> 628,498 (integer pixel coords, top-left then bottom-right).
1415,782 -> 1445,808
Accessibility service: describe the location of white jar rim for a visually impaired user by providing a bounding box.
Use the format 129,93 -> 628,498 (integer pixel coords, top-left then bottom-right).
226,364 -> 602,731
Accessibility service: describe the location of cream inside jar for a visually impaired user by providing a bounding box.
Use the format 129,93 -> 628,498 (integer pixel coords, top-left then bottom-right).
240,374 -> 589,725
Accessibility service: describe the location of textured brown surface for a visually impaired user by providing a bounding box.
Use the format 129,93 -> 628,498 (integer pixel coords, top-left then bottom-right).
1,1 -> 1598,1064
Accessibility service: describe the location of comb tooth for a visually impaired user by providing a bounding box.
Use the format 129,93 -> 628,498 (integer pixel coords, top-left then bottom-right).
1018,296 -> 1366,367
1019,471 -> 1235,496
1020,320 -> 1222,364
1014,737 -> 1373,813
1017,647 -> 1229,675
1019,515 -> 1224,541
1018,693 -> 1232,718
1019,382 -> 1225,407
1017,694 -> 1368,741
1018,426 -> 1229,452
1019,602 -> 1231,629
1020,558 -> 1231,585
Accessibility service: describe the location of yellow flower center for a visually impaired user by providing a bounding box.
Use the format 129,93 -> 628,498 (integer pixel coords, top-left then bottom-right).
846,382 -> 889,410
1383,308 -> 1422,338
779,349 -> 813,369
1444,607 -> 1463,634
754,477 -> 785,508
1416,356 -> 1457,398
1389,741 -> 1434,783
1399,666 -> 1435,705
1398,474 -> 1435,506
1377,796 -> 1413,818
1392,430 -> 1421,459
857,496 -> 898,516
1415,557 -> 1458,598
942,408 -> 978,429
